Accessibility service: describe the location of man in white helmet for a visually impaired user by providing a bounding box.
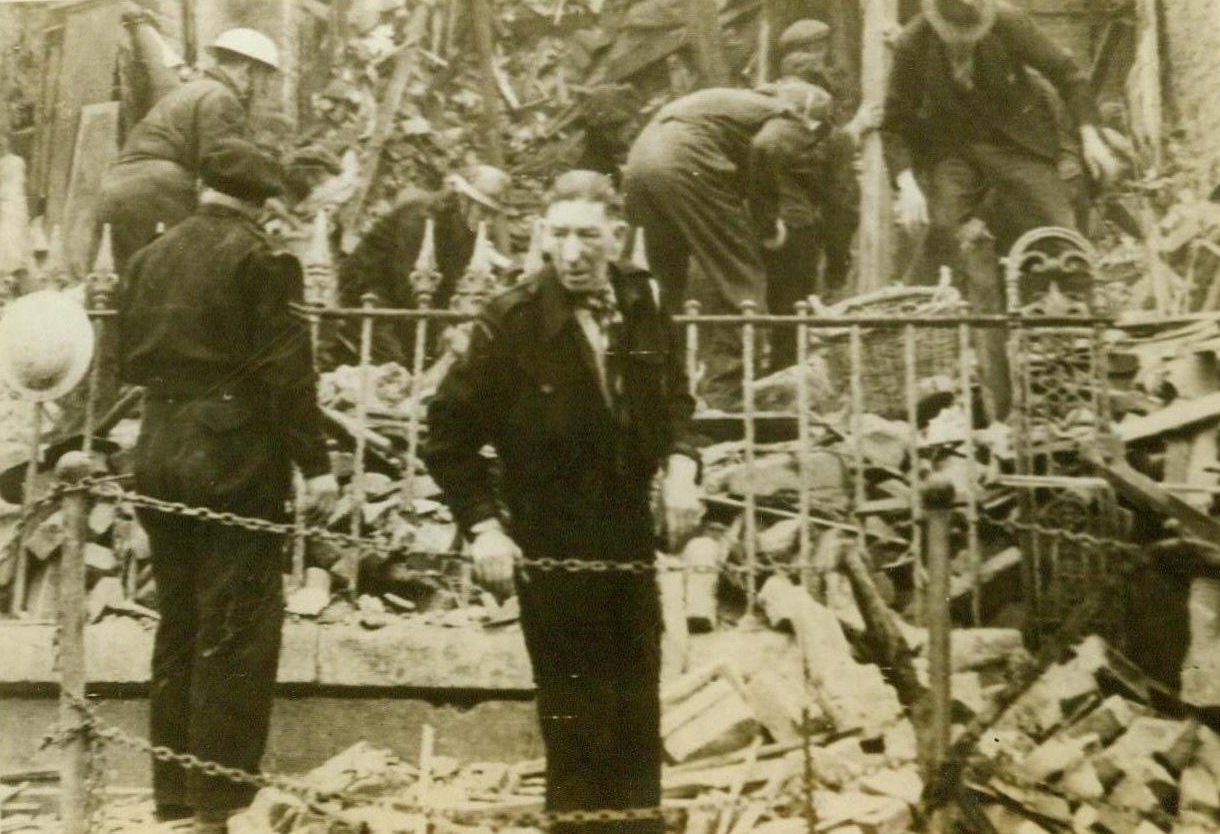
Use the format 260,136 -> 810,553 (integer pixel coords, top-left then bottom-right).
98,27 -> 280,271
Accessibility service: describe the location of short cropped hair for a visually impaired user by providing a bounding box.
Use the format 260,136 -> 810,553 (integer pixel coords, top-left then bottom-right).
545,170 -> 621,215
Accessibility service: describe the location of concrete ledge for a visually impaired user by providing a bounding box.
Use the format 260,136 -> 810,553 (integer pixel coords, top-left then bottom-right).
0,618 -> 800,690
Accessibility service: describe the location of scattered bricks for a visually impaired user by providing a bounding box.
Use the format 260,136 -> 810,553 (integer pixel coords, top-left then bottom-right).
809,738 -> 870,789
757,517 -> 802,561
682,536 -> 722,634
976,729 -> 1039,765
83,543 -> 116,574
743,668 -> 817,744
758,574 -> 796,630
1104,718 -> 1197,774
1109,771 -> 1175,816
1089,805 -> 1143,834
662,675 -> 759,763
995,652 -> 1104,741
1059,759 -> 1106,801
1194,725 -> 1220,780
86,576 -> 124,623
949,627 -> 1025,672
883,720 -> 918,765
659,555 -> 689,680
950,671 -> 989,721
1179,764 -> 1220,818
1017,733 -> 1101,784
982,805 -> 1051,834
87,501 -> 116,536
1062,695 -> 1142,746
24,510 -> 64,561
860,766 -> 923,806
1161,719 -> 1202,776
227,788 -> 311,834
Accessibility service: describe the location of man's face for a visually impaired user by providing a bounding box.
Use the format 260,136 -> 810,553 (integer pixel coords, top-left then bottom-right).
541,199 -> 620,295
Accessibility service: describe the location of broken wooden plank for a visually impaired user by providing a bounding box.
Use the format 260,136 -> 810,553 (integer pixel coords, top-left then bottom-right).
1117,391 -> 1220,443
1084,451 -> 1220,563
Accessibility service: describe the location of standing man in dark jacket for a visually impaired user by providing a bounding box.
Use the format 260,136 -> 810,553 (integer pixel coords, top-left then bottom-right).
623,88 -> 830,407
423,170 -> 703,834
882,0 -> 1119,277
117,139 -> 337,834
333,163 -> 511,367
99,27 -> 280,271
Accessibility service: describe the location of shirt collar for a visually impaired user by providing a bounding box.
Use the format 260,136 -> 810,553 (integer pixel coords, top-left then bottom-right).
538,261 -> 649,343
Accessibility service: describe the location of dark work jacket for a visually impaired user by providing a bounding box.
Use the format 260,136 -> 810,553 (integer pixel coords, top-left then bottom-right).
882,2 -> 1099,175
422,264 -> 700,561
650,88 -> 826,239
338,189 -> 474,311
117,68 -> 247,172
118,203 -> 329,480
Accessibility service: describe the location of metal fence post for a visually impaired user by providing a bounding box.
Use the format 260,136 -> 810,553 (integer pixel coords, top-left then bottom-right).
921,475 -> 954,832
56,451 -> 92,834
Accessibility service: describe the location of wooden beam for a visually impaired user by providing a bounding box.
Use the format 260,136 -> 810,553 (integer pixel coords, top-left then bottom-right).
856,0 -> 897,294
1117,392 -> 1220,443
685,0 -> 730,87
1084,451 -> 1220,564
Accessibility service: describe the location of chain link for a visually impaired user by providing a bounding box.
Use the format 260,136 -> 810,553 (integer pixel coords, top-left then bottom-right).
43,694 -> 754,826
996,518 -> 1142,557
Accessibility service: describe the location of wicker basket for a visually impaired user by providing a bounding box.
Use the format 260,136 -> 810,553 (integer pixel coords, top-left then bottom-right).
819,285 -> 967,418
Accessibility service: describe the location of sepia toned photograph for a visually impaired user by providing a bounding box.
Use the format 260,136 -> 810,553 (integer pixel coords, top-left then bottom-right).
0,0 -> 1216,832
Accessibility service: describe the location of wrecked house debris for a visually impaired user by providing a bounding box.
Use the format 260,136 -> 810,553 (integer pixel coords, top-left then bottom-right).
4,0 -> 1220,833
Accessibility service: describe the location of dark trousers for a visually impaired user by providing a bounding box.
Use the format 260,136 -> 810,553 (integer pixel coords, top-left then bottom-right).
763,224 -> 820,371
925,142 -> 1077,283
97,159 -> 197,272
517,567 -> 663,834
134,395 -> 290,816
625,121 -> 769,410
141,511 -> 284,816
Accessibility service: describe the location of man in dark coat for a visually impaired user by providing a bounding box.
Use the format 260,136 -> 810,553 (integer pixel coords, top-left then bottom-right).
882,0 -> 1120,277
623,87 -> 830,407
116,139 -> 337,833
423,170 -> 703,834
98,27 -> 281,271
332,163 -> 511,367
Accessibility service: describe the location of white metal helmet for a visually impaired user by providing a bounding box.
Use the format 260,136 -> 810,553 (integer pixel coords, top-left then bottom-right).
207,28 -> 281,71
0,291 -> 95,402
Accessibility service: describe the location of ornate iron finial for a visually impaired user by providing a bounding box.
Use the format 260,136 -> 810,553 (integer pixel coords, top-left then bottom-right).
451,221 -> 497,314
408,216 -> 443,307
88,224 -> 119,310
1003,226 -> 1097,315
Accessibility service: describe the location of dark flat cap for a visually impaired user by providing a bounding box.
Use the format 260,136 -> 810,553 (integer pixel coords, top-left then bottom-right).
201,138 -> 285,203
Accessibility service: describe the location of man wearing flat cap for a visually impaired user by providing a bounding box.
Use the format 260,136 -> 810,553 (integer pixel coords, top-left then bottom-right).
883,0 -> 1121,279
117,138 -> 338,833
333,163 -> 512,367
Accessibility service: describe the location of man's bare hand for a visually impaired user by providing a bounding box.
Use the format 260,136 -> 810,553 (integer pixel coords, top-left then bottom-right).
846,103 -> 883,142
761,218 -> 788,251
896,169 -> 929,234
1081,125 -> 1122,186
303,473 -> 339,525
470,521 -> 520,598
